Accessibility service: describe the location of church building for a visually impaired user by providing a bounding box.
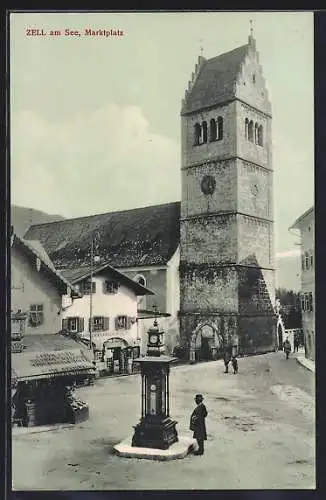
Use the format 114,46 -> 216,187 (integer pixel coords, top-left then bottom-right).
24,30 -> 277,360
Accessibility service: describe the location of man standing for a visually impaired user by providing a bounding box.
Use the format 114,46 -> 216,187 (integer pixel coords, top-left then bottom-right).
190,394 -> 208,456
224,350 -> 231,373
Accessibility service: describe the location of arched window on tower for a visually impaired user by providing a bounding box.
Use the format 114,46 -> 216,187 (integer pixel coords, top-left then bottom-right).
255,123 -> 258,144
194,123 -> 202,146
245,118 -> 249,139
217,116 -> 223,141
258,125 -> 264,146
202,121 -> 208,143
210,119 -> 217,142
248,120 -> 254,142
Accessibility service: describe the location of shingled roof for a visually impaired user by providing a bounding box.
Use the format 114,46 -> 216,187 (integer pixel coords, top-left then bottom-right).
181,43 -> 249,115
24,202 -> 181,269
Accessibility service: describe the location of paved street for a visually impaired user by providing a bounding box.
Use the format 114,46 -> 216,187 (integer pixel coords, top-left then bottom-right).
12,352 -> 315,490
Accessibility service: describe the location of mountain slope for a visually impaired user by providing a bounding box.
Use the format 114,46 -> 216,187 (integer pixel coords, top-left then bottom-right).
11,205 -> 65,237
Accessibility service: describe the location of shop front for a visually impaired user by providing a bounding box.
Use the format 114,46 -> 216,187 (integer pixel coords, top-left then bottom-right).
80,333 -> 141,376
11,347 -> 95,427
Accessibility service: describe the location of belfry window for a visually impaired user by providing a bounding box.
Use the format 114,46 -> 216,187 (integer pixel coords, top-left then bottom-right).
255,123 -> 258,144
248,120 -> 254,142
202,121 -> 208,143
245,118 -> 249,139
210,119 -> 217,141
194,123 -> 201,146
258,125 -> 264,146
217,116 -> 223,141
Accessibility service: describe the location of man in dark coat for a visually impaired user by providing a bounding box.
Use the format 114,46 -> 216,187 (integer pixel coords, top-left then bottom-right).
190,394 -> 208,456
224,350 -> 231,373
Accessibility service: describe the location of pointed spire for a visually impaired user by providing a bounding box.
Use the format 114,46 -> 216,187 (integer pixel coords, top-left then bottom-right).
199,38 -> 203,56
248,19 -> 256,51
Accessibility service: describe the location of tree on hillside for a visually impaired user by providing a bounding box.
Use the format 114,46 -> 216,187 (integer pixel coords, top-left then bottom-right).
275,288 -> 302,329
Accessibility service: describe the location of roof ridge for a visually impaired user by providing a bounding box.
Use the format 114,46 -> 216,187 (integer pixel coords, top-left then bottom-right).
206,43 -> 248,64
25,200 -> 181,231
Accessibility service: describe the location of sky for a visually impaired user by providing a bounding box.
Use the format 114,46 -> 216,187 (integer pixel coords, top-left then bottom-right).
10,11 -> 314,285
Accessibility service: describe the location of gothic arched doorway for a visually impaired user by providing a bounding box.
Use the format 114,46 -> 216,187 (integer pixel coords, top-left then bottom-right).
190,323 -> 224,362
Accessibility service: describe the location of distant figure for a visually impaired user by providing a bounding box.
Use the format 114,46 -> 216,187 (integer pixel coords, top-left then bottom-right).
189,394 -> 208,456
284,338 -> 291,360
293,336 -> 299,353
224,350 -> 231,373
231,356 -> 239,374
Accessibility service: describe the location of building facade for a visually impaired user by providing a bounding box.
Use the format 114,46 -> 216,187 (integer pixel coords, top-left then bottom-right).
60,262 -> 154,374
290,207 -> 315,360
179,32 -> 276,356
11,232 -> 80,336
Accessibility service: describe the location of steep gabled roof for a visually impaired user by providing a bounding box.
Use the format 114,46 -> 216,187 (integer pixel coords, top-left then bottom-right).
11,233 -> 80,296
181,44 -> 249,115
24,201 -> 181,269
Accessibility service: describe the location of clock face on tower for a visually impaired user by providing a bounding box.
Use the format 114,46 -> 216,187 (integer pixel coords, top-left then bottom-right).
201,175 -> 216,195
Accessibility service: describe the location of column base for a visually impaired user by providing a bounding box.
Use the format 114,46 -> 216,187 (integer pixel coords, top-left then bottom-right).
132,416 -> 178,450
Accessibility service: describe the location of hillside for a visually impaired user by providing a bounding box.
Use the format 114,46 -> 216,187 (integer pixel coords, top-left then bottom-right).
11,205 -> 65,237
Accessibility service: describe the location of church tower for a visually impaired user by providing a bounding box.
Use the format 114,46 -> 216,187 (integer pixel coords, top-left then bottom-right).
179,30 -> 276,358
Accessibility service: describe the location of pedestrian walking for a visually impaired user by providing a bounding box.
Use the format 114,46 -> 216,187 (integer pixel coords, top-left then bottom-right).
189,394 -> 208,456
284,338 -> 291,360
231,356 -> 238,374
224,350 -> 231,373
293,337 -> 299,353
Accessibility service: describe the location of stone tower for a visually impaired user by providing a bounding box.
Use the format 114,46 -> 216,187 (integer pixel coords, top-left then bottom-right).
179,32 -> 276,358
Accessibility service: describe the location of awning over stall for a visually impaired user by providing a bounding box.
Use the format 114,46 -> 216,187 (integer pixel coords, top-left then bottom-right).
11,348 -> 95,382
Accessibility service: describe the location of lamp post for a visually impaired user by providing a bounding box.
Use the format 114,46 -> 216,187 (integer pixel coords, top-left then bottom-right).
131,305 -> 179,450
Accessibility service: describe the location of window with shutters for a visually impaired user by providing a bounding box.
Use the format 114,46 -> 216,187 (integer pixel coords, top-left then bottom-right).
82,280 -> 96,294
115,315 -> 131,330
300,295 -> 305,311
62,317 -> 84,333
304,252 -> 310,270
105,280 -> 120,294
90,316 -> 110,331
309,292 -> 314,312
29,304 -> 44,327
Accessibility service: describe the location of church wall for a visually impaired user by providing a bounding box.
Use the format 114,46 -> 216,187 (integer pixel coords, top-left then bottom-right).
181,159 -> 237,218
181,101 -> 237,168
179,265 -> 238,313
120,268 -> 167,315
237,215 -> 273,269
180,214 -> 237,265
236,159 -> 272,220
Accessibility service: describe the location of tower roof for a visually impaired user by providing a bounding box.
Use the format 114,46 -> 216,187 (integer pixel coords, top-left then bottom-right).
181,43 -> 250,116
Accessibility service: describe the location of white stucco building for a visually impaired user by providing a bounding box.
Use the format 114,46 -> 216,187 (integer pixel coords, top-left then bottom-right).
289,206 -> 315,360
60,262 -> 154,374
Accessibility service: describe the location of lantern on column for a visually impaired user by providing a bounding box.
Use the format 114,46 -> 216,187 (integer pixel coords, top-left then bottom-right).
131,309 -> 178,449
